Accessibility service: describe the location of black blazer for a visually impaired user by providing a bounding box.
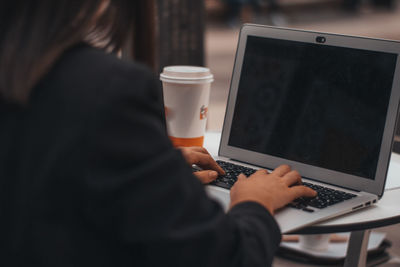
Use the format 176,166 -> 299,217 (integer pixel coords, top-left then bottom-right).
0,44 -> 281,266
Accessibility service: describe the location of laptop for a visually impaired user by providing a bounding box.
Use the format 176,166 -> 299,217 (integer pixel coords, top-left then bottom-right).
205,24 -> 400,233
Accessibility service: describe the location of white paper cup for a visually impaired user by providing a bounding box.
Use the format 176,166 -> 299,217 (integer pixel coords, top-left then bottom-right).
160,66 -> 214,147
299,234 -> 331,252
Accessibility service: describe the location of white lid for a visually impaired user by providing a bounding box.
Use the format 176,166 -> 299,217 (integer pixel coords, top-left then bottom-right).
160,66 -> 214,84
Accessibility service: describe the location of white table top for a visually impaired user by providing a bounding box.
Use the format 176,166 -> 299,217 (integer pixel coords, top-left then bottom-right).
204,132 -> 400,232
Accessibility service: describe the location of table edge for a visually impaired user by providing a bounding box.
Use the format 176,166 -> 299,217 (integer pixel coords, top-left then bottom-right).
290,214 -> 400,234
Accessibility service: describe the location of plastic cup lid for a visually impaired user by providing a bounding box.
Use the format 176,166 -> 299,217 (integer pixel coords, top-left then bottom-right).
160,66 -> 214,84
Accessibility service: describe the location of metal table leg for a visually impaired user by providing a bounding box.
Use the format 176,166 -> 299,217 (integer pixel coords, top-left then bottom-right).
344,230 -> 371,267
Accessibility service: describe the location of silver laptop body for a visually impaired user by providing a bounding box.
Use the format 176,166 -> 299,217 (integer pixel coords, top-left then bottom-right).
206,24 -> 400,233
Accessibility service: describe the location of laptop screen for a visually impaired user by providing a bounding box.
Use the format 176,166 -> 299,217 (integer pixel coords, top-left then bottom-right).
228,35 -> 398,180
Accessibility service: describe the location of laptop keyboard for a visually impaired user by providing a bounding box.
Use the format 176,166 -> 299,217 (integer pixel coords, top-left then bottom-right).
290,182 -> 357,211
210,160 -> 257,189
200,160 -> 357,212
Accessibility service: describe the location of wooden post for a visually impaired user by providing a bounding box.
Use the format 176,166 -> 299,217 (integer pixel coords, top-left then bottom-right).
123,0 -> 157,72
133,0 -> 157,70
123,0 -> 206,74
156,0 -> 206,73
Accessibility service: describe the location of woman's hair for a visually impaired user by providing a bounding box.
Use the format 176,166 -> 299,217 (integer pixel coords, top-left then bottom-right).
0,0 -> 137,105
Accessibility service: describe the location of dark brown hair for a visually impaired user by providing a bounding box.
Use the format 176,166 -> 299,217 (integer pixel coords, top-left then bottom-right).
0,0 -> 137,105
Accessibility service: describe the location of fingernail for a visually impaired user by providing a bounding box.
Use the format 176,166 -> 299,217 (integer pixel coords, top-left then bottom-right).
209,171 -> 218,178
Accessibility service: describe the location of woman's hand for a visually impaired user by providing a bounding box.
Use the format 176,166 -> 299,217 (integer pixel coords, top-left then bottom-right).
179,147 -> 225,184
230,165 -> 317,215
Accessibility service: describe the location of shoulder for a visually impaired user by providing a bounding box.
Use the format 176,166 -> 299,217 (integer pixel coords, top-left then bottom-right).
34,43 -> 163,117
28,43 -> 165,137
55,43 -> 157,98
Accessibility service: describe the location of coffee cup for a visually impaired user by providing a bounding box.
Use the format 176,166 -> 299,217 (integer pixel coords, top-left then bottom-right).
160,66 -> 214,147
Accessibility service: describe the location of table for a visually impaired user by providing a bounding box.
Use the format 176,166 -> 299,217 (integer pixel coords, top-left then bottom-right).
204,132 -> 400,267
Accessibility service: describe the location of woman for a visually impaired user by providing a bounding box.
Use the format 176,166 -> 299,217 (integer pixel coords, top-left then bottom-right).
0,1 -> 316,266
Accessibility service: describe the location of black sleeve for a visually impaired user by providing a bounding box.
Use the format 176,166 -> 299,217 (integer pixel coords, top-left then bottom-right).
83,64 -> 281,267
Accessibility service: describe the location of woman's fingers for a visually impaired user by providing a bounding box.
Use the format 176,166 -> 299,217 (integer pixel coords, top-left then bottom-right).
282,170 -> 302,187
272,164 -> 291,177
252,169 -> 269,177
193,152 -> 225,175
188,146 -> 209,154
194,170 -> 218,184
180,147 -> 225,175
237,173 -> 247,181
290,185 -> 317,200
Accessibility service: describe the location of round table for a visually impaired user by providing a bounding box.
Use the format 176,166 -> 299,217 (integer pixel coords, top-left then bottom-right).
204,131 -> 400,267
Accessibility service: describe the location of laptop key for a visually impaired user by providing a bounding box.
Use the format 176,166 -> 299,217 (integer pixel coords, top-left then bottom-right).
302,207 -> 315,213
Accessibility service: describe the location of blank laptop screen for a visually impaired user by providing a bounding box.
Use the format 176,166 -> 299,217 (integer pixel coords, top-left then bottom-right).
228,35 -> 398,180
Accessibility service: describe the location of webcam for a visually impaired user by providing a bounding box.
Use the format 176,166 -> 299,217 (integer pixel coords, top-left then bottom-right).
316,36 -> 326,43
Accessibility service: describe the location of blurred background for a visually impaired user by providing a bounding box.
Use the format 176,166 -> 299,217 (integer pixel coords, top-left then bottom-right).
204,0 -> 400,131
131,0 -> 400,132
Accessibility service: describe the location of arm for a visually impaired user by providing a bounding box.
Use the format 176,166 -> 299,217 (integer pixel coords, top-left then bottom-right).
82,64 -> 282,267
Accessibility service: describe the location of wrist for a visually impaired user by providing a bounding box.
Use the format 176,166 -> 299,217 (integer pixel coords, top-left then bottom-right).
230,198 -> 274,215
